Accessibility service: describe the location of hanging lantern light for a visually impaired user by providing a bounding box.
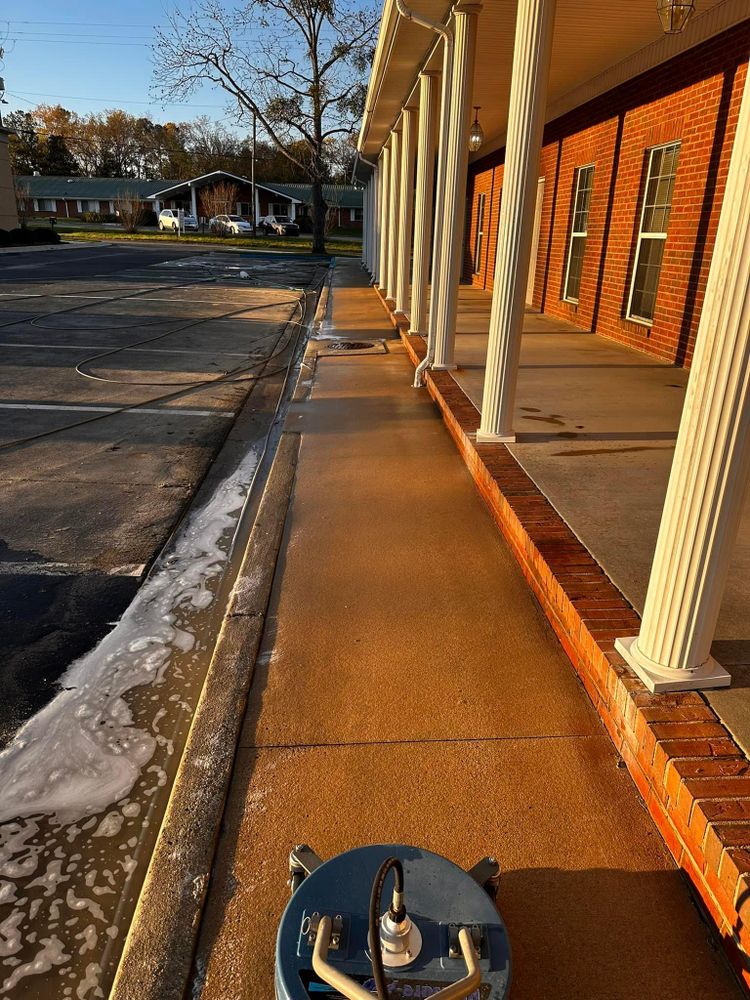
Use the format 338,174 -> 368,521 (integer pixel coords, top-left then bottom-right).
656,0 -> 696,34
468,107 -> 484,153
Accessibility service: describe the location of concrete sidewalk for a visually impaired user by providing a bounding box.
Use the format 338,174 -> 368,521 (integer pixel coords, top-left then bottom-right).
191,260 -> 740,999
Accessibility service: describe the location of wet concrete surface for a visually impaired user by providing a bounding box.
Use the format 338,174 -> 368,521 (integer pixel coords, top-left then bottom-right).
0,247 -> 327,999
447,287 -> 750,754
0,245 -> 321,747
193,261 -> 741,1000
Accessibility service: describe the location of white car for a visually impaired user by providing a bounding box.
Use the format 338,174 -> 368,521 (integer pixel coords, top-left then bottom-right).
209,214 -> 253,235
158,209 -> 198,232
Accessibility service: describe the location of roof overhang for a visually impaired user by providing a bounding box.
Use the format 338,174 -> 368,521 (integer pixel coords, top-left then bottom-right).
150,171 -> 302,204
357,0 -> 746,177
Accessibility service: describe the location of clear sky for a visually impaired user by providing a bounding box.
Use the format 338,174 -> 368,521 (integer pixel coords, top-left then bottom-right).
0,1 -> 235,125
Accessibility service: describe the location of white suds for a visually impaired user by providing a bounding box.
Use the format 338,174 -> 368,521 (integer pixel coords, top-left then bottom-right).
0,447 -> 262,996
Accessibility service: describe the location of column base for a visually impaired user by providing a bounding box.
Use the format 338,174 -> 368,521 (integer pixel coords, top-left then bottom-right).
431,362 -> 458,371
615,636 -> 731,693
476,429 -> 517,444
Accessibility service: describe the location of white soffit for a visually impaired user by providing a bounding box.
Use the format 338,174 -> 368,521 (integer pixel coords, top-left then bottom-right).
361,0 -> 741,161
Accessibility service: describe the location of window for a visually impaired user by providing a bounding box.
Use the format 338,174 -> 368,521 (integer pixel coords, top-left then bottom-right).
39,198 -> 57,212
269,202 -> 289,216
350,207 -> 363,222
627,141 -> 680,325
238,202 -> 254,216
473,192 -> 486,274
563,165 -> 594,303
78,199 -> 100,213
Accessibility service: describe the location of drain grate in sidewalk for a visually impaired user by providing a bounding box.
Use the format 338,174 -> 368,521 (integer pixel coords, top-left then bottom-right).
314,339 -> 387,356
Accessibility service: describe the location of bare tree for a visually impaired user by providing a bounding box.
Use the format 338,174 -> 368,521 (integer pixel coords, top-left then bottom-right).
115,190 -> 146,233
200,181 -> 240,230
153,0 -> 378,254
324,186 -> 342,237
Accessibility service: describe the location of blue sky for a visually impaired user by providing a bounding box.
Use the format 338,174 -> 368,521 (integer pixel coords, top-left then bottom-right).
1,1 -> 234,124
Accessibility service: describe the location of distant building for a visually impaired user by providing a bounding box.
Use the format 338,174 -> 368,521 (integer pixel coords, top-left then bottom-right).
15,170 -> 364,229
0,126 -> 19,229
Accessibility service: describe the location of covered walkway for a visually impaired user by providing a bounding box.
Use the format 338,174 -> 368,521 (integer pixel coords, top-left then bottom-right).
441,286 -> 750,750
192,261 -> 740,999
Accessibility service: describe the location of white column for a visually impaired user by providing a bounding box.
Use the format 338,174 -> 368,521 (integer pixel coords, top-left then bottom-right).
410,71 -> 440,337
378,145 -> 391,293
477,0 -> 556,441
362,184 -> 369,268
615,72 -> 750,693
372,165 -> 380,283
386,126 -> 401,302
396,107 -> 417,315
190,183 -> 198,219
432,1 -> 481,369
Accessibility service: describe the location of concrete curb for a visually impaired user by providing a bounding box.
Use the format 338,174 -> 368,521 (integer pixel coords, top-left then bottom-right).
109,431 -> 301,1000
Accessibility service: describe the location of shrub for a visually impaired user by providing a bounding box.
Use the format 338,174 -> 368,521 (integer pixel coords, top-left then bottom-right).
80,211 -> 102,223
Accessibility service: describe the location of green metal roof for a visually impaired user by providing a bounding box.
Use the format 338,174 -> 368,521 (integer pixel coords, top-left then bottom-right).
266,183 -> 363,208
18,175 -> 364,208
17,176 -> 178,199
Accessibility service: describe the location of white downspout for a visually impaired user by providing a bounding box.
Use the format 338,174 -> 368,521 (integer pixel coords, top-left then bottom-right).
393,0 -> 454,387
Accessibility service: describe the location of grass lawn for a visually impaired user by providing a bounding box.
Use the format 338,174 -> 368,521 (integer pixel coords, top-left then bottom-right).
30,223 -> 362,256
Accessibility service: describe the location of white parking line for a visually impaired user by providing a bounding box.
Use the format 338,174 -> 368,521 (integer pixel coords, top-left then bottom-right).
0,561 -> 146,577
0,402 -> 234,417
0,341 -> 253,357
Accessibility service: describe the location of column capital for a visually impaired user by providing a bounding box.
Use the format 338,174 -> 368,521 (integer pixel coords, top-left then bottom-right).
419,69 -> 441,79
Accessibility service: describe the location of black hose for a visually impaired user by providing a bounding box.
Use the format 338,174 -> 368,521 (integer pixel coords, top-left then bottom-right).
368,857 -> 405,1000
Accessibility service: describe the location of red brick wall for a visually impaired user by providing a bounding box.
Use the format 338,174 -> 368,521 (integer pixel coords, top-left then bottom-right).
466,20 -> 750,367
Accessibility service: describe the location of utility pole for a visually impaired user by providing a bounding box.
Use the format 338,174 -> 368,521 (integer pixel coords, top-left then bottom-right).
251,110 -> 257,237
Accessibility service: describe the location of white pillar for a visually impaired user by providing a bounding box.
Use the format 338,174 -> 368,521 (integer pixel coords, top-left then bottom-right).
378,145 -> 391,293
190,183 -> 198,219
387,126 -> 401,302
362,185 -> 368,268
431,1 -> 481,369
372,166 -> 380,283
410,71 -> 440,337
477,0 -> 556,441
615,73 -> 750,693
396,107 -> 417,315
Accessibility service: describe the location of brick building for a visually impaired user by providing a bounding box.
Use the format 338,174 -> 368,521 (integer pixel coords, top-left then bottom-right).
15,171 -> 363,230
356,0 -> 750,987
464,17 -> 749,368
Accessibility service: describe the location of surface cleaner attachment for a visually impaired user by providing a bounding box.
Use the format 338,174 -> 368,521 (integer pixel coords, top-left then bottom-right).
275,843 -> 511,999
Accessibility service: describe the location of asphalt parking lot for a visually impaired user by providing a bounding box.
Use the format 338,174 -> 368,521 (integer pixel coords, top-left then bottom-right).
0,242 -> 326,744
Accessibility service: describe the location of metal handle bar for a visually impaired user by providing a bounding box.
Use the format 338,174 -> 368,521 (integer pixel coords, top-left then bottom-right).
312,915 -> 482,1000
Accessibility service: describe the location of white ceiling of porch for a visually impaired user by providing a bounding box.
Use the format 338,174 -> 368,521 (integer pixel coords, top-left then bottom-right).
358,0 -> 740,161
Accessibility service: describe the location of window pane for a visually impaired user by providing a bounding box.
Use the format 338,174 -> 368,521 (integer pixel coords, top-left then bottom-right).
630,238 -> 665,322
565,235 -> 587,301
564,165 -> 594,302
473,193 -> 485,273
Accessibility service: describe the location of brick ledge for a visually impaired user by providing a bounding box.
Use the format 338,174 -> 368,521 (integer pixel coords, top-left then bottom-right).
377,287 -> 750,991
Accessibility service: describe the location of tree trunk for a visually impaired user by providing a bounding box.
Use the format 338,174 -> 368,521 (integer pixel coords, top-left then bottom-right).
311,177 -> 327,254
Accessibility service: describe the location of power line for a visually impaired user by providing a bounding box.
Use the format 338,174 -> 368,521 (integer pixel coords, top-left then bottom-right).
9,89 -> 226,109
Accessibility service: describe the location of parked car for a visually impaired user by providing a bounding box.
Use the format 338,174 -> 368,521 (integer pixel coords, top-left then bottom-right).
209,214 -> 253,235
158,209 -> 198,232
259,214 -> 300,236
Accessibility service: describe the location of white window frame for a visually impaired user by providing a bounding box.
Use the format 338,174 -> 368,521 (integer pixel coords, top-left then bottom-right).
473,192 -> 486,274
350,207 -> 363,222
563,164 -> 595,304
626,140 -> 681,326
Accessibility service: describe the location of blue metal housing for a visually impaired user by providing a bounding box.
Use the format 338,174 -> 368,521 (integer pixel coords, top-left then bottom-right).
275,844 -> 511,999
